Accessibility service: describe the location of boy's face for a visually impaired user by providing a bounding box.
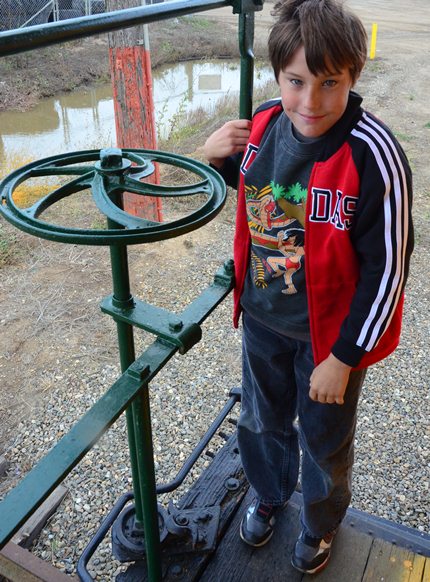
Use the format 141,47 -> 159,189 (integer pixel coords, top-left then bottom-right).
278,46 -> 354,138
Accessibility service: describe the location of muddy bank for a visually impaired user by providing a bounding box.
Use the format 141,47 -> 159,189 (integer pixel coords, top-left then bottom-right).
0,15 -> 257,113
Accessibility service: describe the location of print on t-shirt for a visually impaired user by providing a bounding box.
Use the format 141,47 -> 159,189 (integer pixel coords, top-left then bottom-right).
246,180 -> 306,295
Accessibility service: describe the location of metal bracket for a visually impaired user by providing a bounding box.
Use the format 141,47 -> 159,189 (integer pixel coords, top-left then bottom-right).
101,260 -> 234,355
164,501 -> 221,553
101,296 -> 203,355
111,502 -> 220,563
112,503 -> 169,563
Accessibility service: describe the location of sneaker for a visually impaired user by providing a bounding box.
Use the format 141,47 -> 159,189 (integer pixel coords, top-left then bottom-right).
239,499 -> 277,547
291,529 -> 337,574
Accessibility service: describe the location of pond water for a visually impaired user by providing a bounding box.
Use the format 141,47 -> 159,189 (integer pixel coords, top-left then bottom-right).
0,59 -> 275,174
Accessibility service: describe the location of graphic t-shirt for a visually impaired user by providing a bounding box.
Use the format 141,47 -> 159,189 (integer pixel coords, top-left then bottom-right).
240,113 -> 325,339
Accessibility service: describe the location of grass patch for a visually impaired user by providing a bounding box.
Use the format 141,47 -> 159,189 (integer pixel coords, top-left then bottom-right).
159,79 -> 279,155
364,59 -> 384,73
168,121 -> 203,144
187,16 -> 213,31
90,216 -> 108,230
0,150 -> 61,267
393,131 -> 412,143
0,226 -> 14,267
1,151 -> 59,208
0,41 -> 110,112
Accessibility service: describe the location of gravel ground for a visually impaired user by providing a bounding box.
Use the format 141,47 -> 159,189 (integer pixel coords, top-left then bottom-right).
0,187 -> 428,579
0,203 -> 245,579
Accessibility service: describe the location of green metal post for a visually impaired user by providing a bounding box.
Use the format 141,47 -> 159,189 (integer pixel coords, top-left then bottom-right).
108,241 -> 141,520
238,11 -> 255,120
108,229 -> 162,581
130,391 -> 163,571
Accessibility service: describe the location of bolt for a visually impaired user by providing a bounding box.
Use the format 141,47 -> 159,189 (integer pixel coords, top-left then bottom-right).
169,319 -> 183,332
127,363 -> 150,381
174,514 -> 189,526
218,431 -> 229,441
224,259 -> 234,274
100,147 -> 123,169
224,477 -> 240,491
196,511 -> 212,522
95,148 -> 131,175
170,564 -> 183,577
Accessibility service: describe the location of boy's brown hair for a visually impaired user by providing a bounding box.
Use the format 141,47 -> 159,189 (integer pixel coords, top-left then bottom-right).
268,0 -> 367,84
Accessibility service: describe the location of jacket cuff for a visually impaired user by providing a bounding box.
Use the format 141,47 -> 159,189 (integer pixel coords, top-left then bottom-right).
331,337 -> 367,368
210,158 -> 240,190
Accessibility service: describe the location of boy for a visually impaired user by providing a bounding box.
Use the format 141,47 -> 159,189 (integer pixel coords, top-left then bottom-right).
203,0 -> 413,575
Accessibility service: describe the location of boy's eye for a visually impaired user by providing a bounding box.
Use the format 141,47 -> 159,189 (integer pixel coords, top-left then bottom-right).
290,78 -> 303,86
323,80 -> 337,87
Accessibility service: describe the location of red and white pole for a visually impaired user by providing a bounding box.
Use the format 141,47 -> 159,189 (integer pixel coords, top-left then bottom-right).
107,0 -> 162,220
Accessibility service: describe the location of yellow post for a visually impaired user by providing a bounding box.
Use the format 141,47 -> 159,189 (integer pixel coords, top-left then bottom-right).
370,23 -> 378,60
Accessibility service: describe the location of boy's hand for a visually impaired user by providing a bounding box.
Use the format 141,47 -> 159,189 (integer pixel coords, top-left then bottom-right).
203,119 -> 252,168
309,353 -> 352,405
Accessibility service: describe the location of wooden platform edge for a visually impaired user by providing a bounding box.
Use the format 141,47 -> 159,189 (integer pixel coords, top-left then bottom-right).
289,492 -> 430,558
344,504 -> 430,557
0,541 -> 75,582
0,484 -> 69,581
11,484 -> 69,549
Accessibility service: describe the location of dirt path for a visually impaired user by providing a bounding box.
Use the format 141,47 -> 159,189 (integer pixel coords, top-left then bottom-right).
212,0 -> 430,47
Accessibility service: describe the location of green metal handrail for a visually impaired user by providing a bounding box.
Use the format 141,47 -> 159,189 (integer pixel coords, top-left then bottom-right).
0,0 -> 262,56
0,261 -> 234,573
0,1 -> 264,580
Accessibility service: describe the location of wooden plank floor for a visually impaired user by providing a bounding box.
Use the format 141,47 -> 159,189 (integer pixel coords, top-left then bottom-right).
199,489 -> 430,582
2,434 -> 429,581
119,434 -> 430,582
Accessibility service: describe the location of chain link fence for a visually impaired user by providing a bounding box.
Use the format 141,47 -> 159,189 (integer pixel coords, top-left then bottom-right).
0,0 -> 106,31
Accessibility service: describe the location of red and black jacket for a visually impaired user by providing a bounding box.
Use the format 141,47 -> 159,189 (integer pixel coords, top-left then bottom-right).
220,93 -> 413,369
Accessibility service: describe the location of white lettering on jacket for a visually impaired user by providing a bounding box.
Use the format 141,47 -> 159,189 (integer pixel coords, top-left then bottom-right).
309,188 -> 357,230
240,144 -> 259,175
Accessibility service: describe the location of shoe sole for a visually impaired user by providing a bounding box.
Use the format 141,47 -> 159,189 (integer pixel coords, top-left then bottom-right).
291,553 -> 330,575
239,522 -> 274,548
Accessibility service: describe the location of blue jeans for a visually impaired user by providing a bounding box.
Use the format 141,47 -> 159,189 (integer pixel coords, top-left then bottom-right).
238,312 -> 366,538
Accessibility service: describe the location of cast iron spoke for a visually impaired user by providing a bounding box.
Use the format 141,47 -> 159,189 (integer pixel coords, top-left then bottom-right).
120,176 -> 211,198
